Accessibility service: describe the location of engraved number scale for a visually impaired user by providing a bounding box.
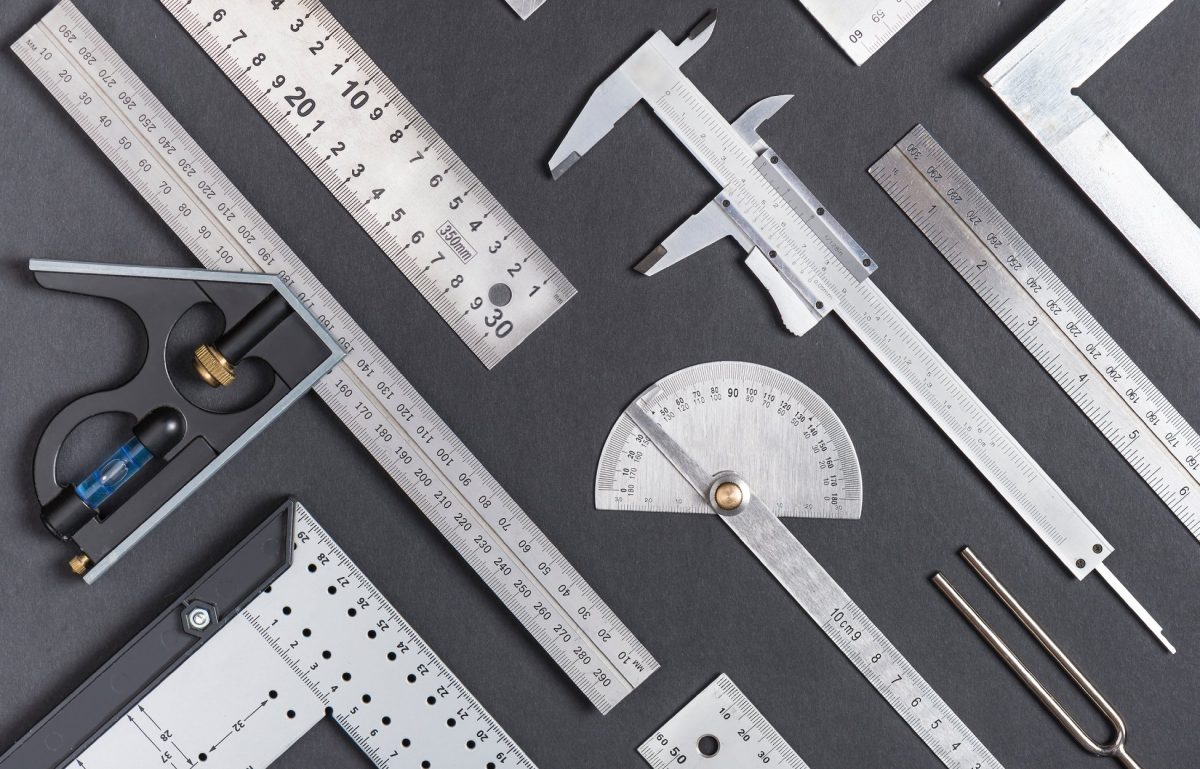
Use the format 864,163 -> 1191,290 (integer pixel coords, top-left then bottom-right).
549,15 -> 1171,652
871,124 -> 1200,543
598,363 -> 1001,769
15,0 -> 656,714
796,0 -> 934,65
161,0 -> 576,368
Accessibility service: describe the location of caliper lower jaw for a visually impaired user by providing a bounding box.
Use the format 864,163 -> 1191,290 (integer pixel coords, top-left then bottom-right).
637,146 -> 878,339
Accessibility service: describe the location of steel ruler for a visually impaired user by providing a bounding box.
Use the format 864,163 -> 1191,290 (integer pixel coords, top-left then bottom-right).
550,14 -> 1173,653
600,364 -> 1000,769
871,125 -> 1200,544
159,0 -> 575,367
504,0 -> 550,21
639,675 -> 811,769
797,0 -> 933,65
984,0 -> 1200,322
0,500 -> 536,769
15,0 -> 656,714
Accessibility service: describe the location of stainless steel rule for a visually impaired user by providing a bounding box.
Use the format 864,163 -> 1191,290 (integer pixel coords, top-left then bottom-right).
549,15 -> 1172,652
596,361 -> 863,519
599,363 -> 1002,769
984,0 -> 1200,322
504,0 -> 549,21
797,0 -> 933,65
639,674 -> 811,769
871,125 -> 1200,545
159,0 -> 575,367
15,0 -> 656,714
71,501 -> 536,769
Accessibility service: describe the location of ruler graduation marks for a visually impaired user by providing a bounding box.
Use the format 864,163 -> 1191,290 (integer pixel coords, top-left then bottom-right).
871,125 -> 1200,542
639,675 -> 811,769
15,0 -> 656,714
797,0 -> 933,65
161,0 -> 575,368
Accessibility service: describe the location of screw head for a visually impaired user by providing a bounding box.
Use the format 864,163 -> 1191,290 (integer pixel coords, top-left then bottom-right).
185,606 -> 213,631
1075,559 -> 1086,569
1093,544 -> 1103,554
713,482 -> 744,511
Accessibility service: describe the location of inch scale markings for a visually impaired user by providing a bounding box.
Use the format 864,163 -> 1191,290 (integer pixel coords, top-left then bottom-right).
870,125 -> 1200,542
15,0 -> 656,714
162,0 -> 575,368
798,0 -> 933,65
640,675 -> 811,769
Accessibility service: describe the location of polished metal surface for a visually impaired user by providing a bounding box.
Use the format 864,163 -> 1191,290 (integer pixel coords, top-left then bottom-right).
872,124 -> 1200,557
158,0 -> 575,367
935,548 -> 1145,769
985,0 -> 1200,322
16,1 -> 656,713
552,17 -> 1169,649
601,366 -> 1002,769
504,0 -> 549,20
71,502 -> 536,769
596,362 -> 862,519
797,0 -> 934,65
639,675 -> 811,769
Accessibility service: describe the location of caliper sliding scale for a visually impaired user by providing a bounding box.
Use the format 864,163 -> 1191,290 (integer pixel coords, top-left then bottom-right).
796,0 -> 933,65
551,14 -> 1173,652
985,0 -> 1200,322
504,0 -> 549,21
0,499 -> 535,769
639,674 -> 812,769
160,0 -> 575,367
16,0 -> 656,714
872,125 -> 1200,544
597,362 -> 1000,768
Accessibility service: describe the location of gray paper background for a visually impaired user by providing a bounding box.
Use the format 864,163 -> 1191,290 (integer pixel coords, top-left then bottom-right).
1,0 -> 1198,766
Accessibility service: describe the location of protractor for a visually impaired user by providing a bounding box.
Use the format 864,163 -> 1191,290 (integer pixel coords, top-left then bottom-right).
596,362 -> 862,518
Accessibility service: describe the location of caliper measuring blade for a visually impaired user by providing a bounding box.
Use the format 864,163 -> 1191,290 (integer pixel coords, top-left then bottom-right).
550,14 -> 1172,653
598,365 -> 1002,769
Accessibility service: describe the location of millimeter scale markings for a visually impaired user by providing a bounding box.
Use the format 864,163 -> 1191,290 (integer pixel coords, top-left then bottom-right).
15,0 -> 656,714
161,0 -> 575,368
797,0 -> 934,65
871,125 -> 1200,544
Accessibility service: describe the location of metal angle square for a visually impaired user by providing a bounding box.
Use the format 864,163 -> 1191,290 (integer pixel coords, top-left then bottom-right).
984,0 -> 1200,321
504,0 -> 549,20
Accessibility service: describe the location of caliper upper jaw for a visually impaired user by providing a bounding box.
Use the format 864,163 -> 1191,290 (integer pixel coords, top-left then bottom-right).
548,12 -> 718,180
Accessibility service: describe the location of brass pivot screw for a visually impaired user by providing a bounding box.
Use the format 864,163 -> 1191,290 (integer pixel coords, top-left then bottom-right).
714,481 -> 744,511
193,343 -> 235,387
68,553 -> 92,576
193,292 -> 294,388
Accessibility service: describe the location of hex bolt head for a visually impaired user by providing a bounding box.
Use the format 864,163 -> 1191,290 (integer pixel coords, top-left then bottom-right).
185,606 -> 213,632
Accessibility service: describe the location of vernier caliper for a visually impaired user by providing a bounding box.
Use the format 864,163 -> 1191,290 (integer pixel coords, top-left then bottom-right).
548,13 -> 1173,653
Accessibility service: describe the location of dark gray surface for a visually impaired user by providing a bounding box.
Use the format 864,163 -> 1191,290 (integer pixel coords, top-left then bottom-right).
1,0 -> 1198,767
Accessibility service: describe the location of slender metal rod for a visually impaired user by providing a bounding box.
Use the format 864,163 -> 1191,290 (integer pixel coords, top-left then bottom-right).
933,548 -> 1143,769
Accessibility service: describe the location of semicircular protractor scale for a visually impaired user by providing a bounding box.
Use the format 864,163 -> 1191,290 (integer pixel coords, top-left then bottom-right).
597,362 -> 862,519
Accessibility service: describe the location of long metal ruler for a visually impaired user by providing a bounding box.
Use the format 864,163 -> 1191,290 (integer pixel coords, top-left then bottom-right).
602,365 -> 1000,769
871,125 -> 1200,544
158,0 -> 575,367
639,675 -> 811,769
504,0 -> 549,21
549,15 -> 1173,653
984,0 -> 1200,322
0,499 -> 536,769
797,0 -> 933,65
15,0 -> 656,714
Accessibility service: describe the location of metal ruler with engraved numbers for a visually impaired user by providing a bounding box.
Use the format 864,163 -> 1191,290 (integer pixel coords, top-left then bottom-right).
871,125 -> 1200,543
797,0 -> 933,65
15,0 -> 656,714
639,675 -> 811,769
161,0 -> 575,368
0,500 -> 537,769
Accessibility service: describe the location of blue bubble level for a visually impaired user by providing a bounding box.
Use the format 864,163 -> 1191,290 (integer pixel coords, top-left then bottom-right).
74,437 -> 153,509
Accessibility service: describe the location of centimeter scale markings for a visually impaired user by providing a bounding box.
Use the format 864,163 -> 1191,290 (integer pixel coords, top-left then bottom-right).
16,0 -> 656,714
161,0 -> 575,368
870,125 -> 1200,540
599,364 -> 999,769
71,502 -> 537,769
797,0 -> 933,65
550,16 -> 1171,653
639,675 -> 811,769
